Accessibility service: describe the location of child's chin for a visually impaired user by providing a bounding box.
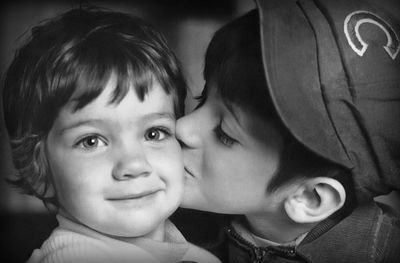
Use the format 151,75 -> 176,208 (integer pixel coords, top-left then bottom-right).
105,223 -> 159,239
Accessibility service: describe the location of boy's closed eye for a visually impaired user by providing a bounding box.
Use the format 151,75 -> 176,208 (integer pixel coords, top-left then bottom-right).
214,123 -> 238,147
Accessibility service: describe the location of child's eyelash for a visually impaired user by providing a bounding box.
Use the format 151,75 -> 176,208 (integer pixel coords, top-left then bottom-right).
194,93 -> 205,101
193,88 -> 207,110
145,126 -> 173,141
213,124 -> 237,147
74,134 -> 107,151
193,94 -> 206,110
154,126 -> 173,136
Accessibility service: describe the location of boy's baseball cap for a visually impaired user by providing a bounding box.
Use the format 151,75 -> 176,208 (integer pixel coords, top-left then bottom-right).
256,0 -> 400,196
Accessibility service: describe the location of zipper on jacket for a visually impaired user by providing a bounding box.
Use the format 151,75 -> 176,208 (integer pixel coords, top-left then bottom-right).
253,247 -> 266,263
227,227 -> 267,263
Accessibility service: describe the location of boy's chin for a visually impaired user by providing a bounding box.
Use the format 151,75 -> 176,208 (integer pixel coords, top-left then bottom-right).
179,197 -> 206,211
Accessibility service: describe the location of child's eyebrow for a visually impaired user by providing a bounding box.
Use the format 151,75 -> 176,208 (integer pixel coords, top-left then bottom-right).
140,112 -> 176,122
59,119 -> 107,134
59,112 -> 176,134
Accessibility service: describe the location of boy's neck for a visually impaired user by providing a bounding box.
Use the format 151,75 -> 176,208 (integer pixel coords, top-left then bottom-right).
245,212 -> 316,243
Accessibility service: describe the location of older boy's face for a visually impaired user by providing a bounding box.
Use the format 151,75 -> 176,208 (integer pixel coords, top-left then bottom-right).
46,76 -> 184,239
176,86 -> 284,214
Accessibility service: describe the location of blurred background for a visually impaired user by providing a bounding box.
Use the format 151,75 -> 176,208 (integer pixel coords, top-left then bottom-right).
0,0 -> 399,262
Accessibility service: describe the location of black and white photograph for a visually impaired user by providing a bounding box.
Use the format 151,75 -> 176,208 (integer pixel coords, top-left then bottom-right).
1,0 -> 399,262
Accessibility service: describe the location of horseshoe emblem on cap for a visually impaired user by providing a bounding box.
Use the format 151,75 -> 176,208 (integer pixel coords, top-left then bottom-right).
344,10 -> 399,59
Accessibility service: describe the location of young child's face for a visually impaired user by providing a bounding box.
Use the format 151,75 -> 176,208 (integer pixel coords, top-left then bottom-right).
176,85 -> 285,214
45,76 -> 184,238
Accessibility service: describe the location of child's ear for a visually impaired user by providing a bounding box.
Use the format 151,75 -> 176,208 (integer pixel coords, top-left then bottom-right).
284,177 -> 346,223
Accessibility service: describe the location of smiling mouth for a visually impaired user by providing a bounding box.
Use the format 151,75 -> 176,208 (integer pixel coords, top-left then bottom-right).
107,190 -> 161,201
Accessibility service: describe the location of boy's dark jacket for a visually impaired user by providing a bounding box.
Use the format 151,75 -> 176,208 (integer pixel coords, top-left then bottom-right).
210,199 -> 400,263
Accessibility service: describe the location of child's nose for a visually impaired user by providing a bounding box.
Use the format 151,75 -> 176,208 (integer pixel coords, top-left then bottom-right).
112,146 -> 152,180
176,113 -> 202,149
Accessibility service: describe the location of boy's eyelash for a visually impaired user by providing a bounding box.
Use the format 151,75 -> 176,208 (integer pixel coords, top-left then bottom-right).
213,124 -> 237,147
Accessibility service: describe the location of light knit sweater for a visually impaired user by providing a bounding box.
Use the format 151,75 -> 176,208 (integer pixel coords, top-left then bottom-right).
27,214 -> 220,263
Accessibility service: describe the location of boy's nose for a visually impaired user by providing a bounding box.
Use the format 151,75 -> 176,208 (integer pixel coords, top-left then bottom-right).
176,113 -> 202,149
112,147 -> 152,180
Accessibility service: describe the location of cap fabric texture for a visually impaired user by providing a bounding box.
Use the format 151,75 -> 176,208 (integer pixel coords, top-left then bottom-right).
256,0 -> 400,196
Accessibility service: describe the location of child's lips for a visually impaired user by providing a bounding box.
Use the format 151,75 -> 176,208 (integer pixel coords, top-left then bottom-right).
107,189 -> 162,200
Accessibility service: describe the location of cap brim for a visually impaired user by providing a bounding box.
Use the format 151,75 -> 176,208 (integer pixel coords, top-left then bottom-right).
257,0 -> 353,168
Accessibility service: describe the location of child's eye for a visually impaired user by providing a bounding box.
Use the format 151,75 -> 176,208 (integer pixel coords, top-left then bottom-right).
194,88 -> 207,110
75,135 -> 107,150
194,94 -> 206,110
145,127 -> 171,141
213,124 -> 237,147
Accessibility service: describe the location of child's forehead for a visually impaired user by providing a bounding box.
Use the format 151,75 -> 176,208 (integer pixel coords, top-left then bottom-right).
66,72 -> 158,112
55,79 -> 174,130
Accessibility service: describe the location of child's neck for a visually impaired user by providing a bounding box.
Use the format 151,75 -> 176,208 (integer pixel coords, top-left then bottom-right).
245,212 -> 316,244
59,209 -> 166,242
120,222 -> 165,242
148,223 -> 165,241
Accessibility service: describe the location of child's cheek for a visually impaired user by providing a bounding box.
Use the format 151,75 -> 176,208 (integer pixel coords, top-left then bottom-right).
148,139 -> 184,177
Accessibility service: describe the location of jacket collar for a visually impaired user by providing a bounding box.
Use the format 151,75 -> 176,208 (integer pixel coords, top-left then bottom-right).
226,199 -> 381,262
297,200 -> 381,263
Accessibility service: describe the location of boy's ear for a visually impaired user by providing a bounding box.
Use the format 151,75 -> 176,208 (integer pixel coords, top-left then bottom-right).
284,177 -> 346,223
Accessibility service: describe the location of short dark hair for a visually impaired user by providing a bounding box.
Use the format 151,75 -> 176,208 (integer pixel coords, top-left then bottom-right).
2,7 -> 187,207
204,10 -> 277,123
203,9 -> 356,205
